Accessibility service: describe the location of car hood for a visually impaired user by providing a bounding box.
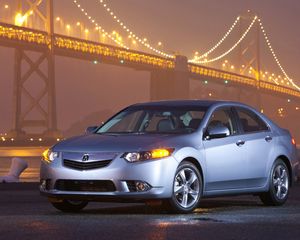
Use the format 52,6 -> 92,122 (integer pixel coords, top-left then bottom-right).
52,133 -> 183,153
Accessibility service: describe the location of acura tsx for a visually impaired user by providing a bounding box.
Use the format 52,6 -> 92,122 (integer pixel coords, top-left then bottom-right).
40,100 -> 298,213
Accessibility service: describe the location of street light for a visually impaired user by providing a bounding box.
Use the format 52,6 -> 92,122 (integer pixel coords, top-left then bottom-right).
55,17 -> 64,34
15,13 -> 28,26
84,29 -> 89,40
66,24 -> 71,36
76,21 -> 84,38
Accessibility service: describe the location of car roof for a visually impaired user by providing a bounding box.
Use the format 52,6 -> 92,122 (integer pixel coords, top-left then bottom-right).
131,100 -> 242,108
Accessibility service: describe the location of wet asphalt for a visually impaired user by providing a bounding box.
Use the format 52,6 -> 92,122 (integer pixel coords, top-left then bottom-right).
0,182 -> 300,240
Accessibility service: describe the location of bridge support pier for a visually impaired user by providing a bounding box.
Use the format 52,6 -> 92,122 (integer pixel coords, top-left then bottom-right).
150,55 -> 189,100
8,0 -> 61,141
9,48 -> 60,140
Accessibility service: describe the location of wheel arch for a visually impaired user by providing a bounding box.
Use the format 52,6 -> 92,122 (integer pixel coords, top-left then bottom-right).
181,157 -> 204,184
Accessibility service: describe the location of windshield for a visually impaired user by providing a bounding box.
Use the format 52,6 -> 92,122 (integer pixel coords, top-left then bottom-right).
96,106 -> 207,134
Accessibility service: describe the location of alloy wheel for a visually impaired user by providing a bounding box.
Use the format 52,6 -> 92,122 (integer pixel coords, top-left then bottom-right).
272,164 -> 289,200
174,167 -> 200,209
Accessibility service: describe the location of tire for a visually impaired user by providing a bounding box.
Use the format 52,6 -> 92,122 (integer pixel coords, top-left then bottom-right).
259,159 -> 290,206
166,161 -> 203,213
50,199 -> 88,212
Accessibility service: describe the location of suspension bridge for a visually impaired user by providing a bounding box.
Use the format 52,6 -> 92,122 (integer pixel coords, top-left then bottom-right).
0,0 -> 299,143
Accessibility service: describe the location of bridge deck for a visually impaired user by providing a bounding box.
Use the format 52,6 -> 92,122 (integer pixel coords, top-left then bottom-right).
1,22 -> 299,99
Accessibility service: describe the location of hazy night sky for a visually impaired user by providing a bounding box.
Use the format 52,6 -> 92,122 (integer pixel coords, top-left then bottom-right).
0,0 -> 299,134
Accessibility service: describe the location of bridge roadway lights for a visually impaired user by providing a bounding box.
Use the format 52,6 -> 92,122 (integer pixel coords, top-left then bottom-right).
0,158 -> 28,183
150,55 -> 189,100
5,129 -> 62,145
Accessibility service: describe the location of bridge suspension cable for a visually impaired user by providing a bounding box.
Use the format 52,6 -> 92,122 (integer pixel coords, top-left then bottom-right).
73,0 -> 174,58
189,16 -> 257,64
73,0 -> 130,50
96,0 -> 174,58
24,1 -> 299,91
192,16 -> 241,61
258,17 -> 300,91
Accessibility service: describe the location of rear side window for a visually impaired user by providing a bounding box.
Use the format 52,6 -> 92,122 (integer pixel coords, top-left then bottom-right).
236,107 -> 269,133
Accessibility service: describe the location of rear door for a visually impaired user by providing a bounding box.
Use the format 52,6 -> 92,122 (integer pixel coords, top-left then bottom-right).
234,107 -> 274,187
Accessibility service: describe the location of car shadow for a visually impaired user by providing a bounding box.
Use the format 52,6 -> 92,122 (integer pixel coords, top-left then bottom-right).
50,197 -> 263,215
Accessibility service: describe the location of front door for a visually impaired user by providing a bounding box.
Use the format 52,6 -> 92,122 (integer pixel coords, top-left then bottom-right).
203,107 -> 248,191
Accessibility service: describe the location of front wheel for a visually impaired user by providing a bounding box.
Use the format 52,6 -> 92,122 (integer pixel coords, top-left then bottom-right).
259,159 -> 290,206
167,161 -> 203,213
50,199 -> 88,212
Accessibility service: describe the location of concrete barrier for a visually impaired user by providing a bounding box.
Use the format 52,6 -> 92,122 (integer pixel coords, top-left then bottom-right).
0,158 -> 28,183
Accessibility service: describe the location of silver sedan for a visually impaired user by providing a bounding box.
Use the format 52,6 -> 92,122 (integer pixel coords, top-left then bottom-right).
40,100 -> 298,213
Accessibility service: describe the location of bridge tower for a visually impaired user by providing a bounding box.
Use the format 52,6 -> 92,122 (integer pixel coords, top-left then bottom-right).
150,55 -> 189,100
237,11 -> 262,109
10,0 -> 60,140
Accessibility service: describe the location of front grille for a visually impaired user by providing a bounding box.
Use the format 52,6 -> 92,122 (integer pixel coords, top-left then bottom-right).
63,159 -> 112,170
55,180 -> 116,192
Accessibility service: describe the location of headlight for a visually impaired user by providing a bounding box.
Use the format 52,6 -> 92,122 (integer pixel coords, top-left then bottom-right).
123,148 -> 174,162
42,148 -> 59,163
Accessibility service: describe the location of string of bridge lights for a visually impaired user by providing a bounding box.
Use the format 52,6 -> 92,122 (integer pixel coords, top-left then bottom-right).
190,16 -> 257,64
257,17 -> 300,91
189,14 -> 300,91
96,0 -> 174,58
73,0 -> 130,50
8,0 -> 299,91
32,1 -> 300,90
193,16 -> 241,60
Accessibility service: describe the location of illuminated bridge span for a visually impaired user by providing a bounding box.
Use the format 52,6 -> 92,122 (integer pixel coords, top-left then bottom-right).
1,23 -> 299,99
0,23 -> 174,69
0,0 -> 299,141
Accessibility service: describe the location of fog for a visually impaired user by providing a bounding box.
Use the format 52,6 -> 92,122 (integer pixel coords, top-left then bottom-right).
0,0 -> 299,140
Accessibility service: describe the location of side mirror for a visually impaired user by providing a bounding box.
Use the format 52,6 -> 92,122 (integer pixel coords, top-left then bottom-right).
85,126 -> 98,134
206,125 -> 230,140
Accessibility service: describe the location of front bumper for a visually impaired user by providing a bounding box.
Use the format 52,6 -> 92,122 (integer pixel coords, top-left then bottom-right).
40,154 -> 179,201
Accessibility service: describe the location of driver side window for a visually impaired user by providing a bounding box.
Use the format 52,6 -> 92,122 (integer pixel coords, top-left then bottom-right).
207,108 -> 237,136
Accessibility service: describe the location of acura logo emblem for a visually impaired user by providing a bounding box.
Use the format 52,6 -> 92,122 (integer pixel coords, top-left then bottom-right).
82,154 -> 89,162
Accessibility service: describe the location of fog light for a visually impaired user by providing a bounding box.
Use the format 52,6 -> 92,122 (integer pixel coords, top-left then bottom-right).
40,179 -> 46,188
125,180 -> 151,192
135,181 -> 151,192
40,179 -> 51,190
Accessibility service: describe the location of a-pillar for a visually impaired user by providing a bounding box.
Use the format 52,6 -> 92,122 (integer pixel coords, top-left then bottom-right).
150,55 -> 189,100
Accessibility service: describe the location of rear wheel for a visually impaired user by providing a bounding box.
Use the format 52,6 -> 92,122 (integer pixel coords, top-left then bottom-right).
259,159 -> 290,206
166,161 -> 202,213
50,199 -> 88,212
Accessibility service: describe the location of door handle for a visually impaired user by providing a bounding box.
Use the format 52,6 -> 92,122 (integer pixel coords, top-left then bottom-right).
236,140 -> 245,146
265,136 -> 272,142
